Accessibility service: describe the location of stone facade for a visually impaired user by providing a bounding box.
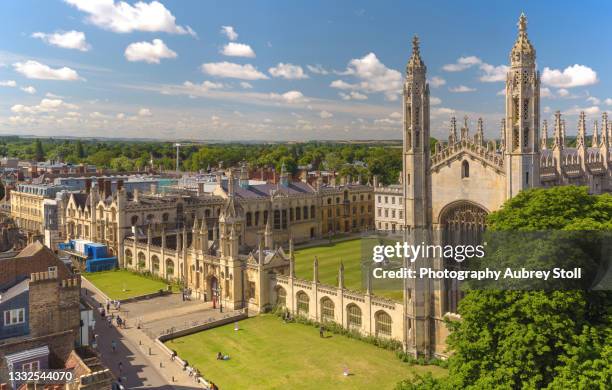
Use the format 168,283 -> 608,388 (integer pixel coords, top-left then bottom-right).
402,13 -> 612,357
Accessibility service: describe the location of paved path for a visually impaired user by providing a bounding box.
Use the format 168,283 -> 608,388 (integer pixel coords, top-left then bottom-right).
82,277 -> 205,389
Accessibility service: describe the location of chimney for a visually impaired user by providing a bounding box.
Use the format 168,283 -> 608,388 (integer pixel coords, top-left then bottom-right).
197,182 -> 205,196
117,179 -> 124,191
85,178 -> 92,194
150,183 -> 157,195
97,178 -> 104,193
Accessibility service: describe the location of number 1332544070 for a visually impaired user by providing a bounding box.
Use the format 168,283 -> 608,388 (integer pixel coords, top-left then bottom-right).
9,370 -> 74,384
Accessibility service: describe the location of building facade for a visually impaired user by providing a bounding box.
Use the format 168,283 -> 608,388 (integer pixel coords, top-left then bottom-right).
374,184 -> 404,232
402,14 -> 612,357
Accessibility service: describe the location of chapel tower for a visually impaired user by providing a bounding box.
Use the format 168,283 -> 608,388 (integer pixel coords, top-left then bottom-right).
504,13 -> 541,197
403,36 -> 431,229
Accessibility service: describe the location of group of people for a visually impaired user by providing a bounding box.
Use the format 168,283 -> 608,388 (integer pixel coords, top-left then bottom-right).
216,352 -> 230,361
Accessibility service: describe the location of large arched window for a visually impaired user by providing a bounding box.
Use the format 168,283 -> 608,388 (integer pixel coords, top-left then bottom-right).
303,206 -> 309,219
347,304 -> 362,328
276,286 -> 286,307
151,255 -> 160,274
246,212 -> 252,227
273,210 -> 281,229
296,291 -> 309,316
166,259 -> 174,278
320,297 -> 334,322
375,311 -> 392,337
310,205 -> 315,219
461,160 -> 470,178
124,249 -> 133,265
137,252 -> 146,269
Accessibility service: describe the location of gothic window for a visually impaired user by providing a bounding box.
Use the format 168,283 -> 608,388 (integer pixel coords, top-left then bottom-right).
461,161 -> 470,178
310,205 -> 315,219
137,252 -> 146,269
151,255 -> 160,274
406,104 -> 411,126
131,215 -> 138,226
254,211 -> 260,226
524,127 -> 529,148
525,172 -> 529,185
282,210 -> 287,229
415,130 -> 420,148
273,210 -> 281,229
246,212 -> 252,227
297,292 -> 309,316
320,297 -> 334,322
263,210 -> 268,225
375,311 -> 392,337
125,249 -> 133,265
166,259 -> 174,278
513,98 -> 519,125
523,99 -> 529,121
303,205 -> 308,219
415,107 -> 420,126
295,207 -> 301,220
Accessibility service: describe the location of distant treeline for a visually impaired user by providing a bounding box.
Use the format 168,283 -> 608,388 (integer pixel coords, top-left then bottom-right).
0,137 -> 440,186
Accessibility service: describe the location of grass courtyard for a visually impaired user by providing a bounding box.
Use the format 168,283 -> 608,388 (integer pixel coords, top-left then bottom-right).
84,269 -> 174,300
294,238 -> 403,301
167,315 -> 445,389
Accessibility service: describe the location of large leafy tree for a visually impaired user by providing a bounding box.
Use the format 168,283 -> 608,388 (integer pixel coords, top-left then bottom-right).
400,186 -> 612,389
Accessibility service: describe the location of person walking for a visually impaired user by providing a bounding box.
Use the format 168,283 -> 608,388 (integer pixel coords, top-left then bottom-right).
118,361 -> 123,374
319,325 -> 325,338
111,340 -> 117,353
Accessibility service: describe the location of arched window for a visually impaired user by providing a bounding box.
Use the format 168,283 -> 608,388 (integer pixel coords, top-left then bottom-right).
246,212 -> 252,227
254,211 -> 260,226
273,210 -> 281,229
461,160 -> 470,179
204,209 -> 211,218
166,259 -> 174,278
321,297 -> 334,322
310,205 -> 315,219
137,252 -> 146,269
151,255 -> 160,274
303,206 -> 308,219
162,213 -> 169,222
295,207 -> 301,221
276,286 -> 286,307
296,291 -> 309,316
347,304 -> 362,328
125,249 -> 133,265
375,311 -> 392,337
131,215 -> 139,226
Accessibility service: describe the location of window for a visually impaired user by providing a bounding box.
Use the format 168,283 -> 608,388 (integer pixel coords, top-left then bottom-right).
276,287 -> 286,307
125,249 -> 133,265
461,160 -> 470,179
246,212 -> 252,227
152,256 -> 160,274
526,171 -> 529,185
248,282 -> 256,299
391,197 -> 395,204
321,298 -> 335,322
22,361 -> 39,372
4,308 -> 25,326
48,266 -> 58,275
254,211 -> 260,226
375,311 -> 392,337
297,292 -> 309,316
274,210 -> 281,229
166,259 -> 174,278
303,206 -> 308,219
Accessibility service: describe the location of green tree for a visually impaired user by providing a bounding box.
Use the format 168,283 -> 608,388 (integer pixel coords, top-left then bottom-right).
400,186 -> 612,389
76,140 -> 85,158
34,139 -> 44,161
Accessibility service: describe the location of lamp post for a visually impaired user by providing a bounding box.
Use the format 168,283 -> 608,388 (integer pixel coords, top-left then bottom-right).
214,285 -> 223,313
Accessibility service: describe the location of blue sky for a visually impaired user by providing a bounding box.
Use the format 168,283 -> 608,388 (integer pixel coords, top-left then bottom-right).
0,0 -> 611,141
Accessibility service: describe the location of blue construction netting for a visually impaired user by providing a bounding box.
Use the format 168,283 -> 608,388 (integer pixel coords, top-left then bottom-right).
85,257 -> 117,272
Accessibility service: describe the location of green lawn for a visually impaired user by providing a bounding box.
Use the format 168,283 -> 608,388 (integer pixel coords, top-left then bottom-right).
294,239 -> 403,301
167,315 -> 445,389
84,269 -> 172,300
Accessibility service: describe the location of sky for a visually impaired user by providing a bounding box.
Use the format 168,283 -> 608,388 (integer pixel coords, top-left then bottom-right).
0,0 -> 611,142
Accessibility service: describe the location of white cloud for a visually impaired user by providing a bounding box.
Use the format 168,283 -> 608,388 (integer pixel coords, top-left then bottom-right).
45,92 -> 63,98
11,98 -> 78,114
307,64 -> 329,75
540,87 -> 552,98
541,64 -> 598,88
605,98 -> 612,106
0,80 -> 17,87
442,56 -> 482,72
181,81 -> 223,94
240,82 -> 253,89
20,86 -> 36,94
124,39 -> 177,63
429,76 -> 446,87
201,62 -> 268,80
497,89 -> 506,96
220,25 -> 238,41
586,96 -> 601,105
432,107 -> 455,116
449,85 -> 476,93
430,97 -> 442,105
89,111 -> 108,119
389,112 -> 402,119
138,108 -> 152,116
220,42 -> 255,58
319,110 -> 333,119
116,113 -> 125,119
543,106 -> 551,114
268,90 -> 308,104
563,105 -> 600,116
339,91 -> 368,100
557,88 -> 570,97
269,63 -> 308,79
13,60 -> 80,81
31,30 -> 90,51
331,53 -> 401,101
442,56 -> 507,82
479,63 -> 509,82
64,0 -> 196,36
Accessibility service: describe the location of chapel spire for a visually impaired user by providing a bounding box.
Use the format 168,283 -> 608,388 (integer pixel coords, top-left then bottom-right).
407,35 -> 426,74
510,12 -> 535,67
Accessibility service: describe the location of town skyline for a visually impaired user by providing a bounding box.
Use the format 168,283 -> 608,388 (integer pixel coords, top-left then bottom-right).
0,1 -> 611,141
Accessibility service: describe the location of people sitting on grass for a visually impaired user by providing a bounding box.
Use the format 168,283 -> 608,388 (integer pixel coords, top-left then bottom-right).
216,352 -> 230,360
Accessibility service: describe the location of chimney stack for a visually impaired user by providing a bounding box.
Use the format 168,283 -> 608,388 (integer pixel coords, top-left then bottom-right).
85,178 -> 92,194
103,179 -> 112,198
117,179 -> 124,191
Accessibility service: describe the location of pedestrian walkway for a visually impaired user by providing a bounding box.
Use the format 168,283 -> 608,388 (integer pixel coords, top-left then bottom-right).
82,277 -> 206,389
